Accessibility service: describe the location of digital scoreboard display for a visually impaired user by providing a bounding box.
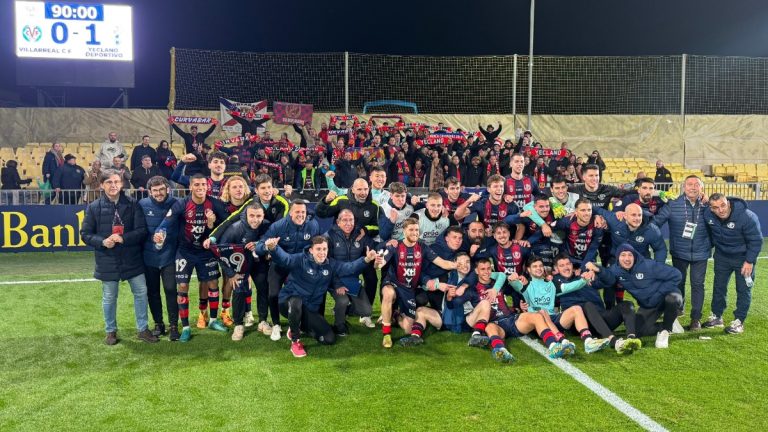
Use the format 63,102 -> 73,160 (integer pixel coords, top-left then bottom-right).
15,1 -> 133,61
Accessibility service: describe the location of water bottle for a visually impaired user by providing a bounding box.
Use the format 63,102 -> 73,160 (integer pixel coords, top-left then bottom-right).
745,275 -> 754,288
155,228 -> 166,250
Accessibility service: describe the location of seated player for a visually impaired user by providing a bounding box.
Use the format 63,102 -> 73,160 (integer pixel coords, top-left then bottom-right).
508,256 -> 611,355
440,253 -> 506,333
375,218 -> 457,348
555,255 -> 642,354
448,258 -> 576,361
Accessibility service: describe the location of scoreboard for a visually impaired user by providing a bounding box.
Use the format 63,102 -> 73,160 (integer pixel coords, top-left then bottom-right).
15,1 -> 133,61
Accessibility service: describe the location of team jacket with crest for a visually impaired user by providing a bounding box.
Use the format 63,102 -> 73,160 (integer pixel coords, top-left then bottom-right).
209,193 -> 289,243
596,243 -> 682,309
315,190 -> 381,238
701,197 -> 763,263
272,246 -> 370,312
593,207 -> 667,263
255,215 -> 321,256
325,224 -> 377,295
139,194 -> 179,268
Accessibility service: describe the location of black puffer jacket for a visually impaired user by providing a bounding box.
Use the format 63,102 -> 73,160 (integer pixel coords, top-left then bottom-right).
81,192 -> 147,281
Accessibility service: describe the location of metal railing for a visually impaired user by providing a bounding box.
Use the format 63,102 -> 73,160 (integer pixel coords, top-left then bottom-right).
2,182 -> 766,206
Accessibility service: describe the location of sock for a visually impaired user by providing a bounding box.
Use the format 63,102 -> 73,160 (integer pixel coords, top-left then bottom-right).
540,329 -> 557,347
178,292 -> 190,327
474,319 -> 488,334
411,323 -> 424,338
609,336 -> 617,348
555,332 -> 565,342
627,333 -> 636,339
198,298 -> 208,312
245,290 -> 252,313
223,298 -> 231,310
489,335 -> 505,349
382,324 -> 392,335
578,328 -> 593,341
208,288 -> 219,319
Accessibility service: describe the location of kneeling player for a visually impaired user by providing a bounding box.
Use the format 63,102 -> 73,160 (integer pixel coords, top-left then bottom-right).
508,256 -> 610,355
375,218 -> 457,348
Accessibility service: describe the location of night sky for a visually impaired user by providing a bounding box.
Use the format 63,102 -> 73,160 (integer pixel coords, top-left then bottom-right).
3,0 -> 768,108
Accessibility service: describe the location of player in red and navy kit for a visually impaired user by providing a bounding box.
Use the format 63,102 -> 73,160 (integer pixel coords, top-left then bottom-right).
455,175 -> 518,236
439,177 -> 471,224
376,218 -> 457,348
613,177 -> 667,216
504,153 -> 540,209
506,194 -> 562,270
552,198 -> 605,269
172,151 -> 229,199
155,174 -> 230,342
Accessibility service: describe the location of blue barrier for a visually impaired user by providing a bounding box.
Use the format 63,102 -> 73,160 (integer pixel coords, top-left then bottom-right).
362,100 -> 418,114
1,201 -> 766,252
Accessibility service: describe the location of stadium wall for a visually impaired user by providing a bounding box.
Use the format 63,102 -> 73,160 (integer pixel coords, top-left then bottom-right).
1,108 -> 768,170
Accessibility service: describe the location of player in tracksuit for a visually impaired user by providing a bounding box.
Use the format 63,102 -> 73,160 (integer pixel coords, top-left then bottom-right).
213,203 -> 271,341
154,173 -> 230,342
552,198 -> 605,270
593,204 -> 667,264
324,209 -> 379,334
589,243 -> 683,349
375,218 -> 458,349
255,200 -> 321,341
554,255 -> 643,355
262,236 -> 378,358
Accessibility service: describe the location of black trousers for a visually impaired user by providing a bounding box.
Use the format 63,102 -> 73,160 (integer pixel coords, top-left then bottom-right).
267,265 -> 290,326
279,296 -> 335,345
583,301 -> 636,337
249,265 -> 271,323
635,293 -> 683,337
145,264 -> 178,326
671,258 -> 707,320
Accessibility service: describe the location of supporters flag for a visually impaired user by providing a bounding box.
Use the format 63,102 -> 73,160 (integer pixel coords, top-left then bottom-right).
273,102 -> 313,126
219,97 -> 268,134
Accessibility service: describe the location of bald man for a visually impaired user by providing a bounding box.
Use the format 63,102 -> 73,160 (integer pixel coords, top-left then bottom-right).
593,203 -> 667,265
316,177 -> 381,240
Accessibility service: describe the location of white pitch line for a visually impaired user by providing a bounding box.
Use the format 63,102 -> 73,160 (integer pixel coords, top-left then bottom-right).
519,336 -> 669,432
0,278 -> 97,285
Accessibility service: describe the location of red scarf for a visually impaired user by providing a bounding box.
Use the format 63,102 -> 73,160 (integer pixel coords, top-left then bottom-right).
534,165 -> 547,189
486,161 -> 499,177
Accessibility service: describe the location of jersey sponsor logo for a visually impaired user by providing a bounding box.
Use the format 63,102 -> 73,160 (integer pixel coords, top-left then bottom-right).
636,273 -> 644,280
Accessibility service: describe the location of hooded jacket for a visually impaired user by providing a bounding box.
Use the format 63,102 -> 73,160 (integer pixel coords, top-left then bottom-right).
256,215 -> 321,257
599,243 -> 681,309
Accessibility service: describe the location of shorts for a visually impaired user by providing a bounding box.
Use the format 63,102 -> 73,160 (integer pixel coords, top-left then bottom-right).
496,313 -> 524,338
175,250 -> 220,284
549,312 -> 566,332
383,280 -> 417,319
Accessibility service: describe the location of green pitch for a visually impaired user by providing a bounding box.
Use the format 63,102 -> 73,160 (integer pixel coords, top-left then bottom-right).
1,245 -> 767,431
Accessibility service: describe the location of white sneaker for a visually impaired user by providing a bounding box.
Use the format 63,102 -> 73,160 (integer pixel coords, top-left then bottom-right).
244,312 -> 255,327
655,330 -> 670,349
376,316 -> 384,325
359,316 -> 376,328
231,325 -> 245,341
270,324 -> 282,341
671,318 -> 685,334
258,320 -> 273,336
725,319 -> 744,334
